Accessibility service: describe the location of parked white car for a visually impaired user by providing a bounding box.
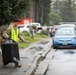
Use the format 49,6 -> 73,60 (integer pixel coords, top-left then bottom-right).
42,26 -> 52,31
19,24 -> 31,33
29,22 -> 42,29
19,22 -> 42,34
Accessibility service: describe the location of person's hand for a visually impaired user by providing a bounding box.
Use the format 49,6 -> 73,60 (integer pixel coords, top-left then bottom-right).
6,35 -> 9,39
21,39 -> 25,42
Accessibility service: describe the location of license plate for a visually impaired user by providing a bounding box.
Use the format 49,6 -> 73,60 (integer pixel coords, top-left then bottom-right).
63,41 -> 67,45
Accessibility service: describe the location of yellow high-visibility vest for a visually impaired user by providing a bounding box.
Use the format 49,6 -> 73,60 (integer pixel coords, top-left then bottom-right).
11,26 -> 19,42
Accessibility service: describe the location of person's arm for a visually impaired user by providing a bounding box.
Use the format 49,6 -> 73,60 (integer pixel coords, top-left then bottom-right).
5,26 -> 11,38
18,30 -> 25,42
2,26 -> 11,39
18,34 -> 25,42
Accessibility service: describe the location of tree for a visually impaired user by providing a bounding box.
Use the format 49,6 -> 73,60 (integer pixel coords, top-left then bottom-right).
0,0 -> 30,26
35,0 -> 52,26
59,0 -> 75,22
52,0 -> 75,22
51,0 -> 60,14
43,0 -> 52,25
72,0 -> 76,21
49,12 -> 62,25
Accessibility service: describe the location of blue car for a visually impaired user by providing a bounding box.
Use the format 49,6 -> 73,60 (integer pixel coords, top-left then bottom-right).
53,28 -> 76,49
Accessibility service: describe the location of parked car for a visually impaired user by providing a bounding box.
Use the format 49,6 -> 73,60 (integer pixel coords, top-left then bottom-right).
30,22 -> 42,30
30,22 -> 42,33
53,28 -> 76,49
58,24 -> 75,29
42,26 -> 52,31
19,24 -> 31,33
19,23 -> 42,34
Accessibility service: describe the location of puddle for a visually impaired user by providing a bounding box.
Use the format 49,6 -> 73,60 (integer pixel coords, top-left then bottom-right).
29,46 -> 43,51
38,41 -> 49,45
64,51 -> 75,54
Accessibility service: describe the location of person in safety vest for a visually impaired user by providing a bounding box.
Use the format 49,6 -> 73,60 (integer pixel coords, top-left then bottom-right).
5,19 -> 25,68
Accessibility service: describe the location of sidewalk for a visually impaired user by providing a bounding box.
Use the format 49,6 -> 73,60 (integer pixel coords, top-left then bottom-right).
0,38 -> 52,75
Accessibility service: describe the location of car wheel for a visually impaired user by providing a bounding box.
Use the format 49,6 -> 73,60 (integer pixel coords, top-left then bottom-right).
53,45 -> 57,49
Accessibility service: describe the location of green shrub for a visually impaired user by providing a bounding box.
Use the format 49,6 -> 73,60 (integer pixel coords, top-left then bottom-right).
21,31 -> 30,36
38,29 -> 47,35
32,25 -> 37,29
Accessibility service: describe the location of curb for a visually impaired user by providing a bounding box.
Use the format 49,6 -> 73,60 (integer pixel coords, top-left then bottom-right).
24,55 -> 42,75
24,46 -> 52,75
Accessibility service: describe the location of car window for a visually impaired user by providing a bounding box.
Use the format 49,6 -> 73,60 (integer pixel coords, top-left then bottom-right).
59,26 -> 74,28
56,29 -> 75,36
58,24 -> 75,29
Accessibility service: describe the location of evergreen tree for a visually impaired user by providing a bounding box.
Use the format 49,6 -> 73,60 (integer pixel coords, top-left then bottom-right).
0,0 -> 30,25
59,0 -> 75,22
35,0 -> 52,25
52,0 -> 75,22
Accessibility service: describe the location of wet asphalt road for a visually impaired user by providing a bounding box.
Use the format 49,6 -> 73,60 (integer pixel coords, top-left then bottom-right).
1,37 -> 76,75
0,37 -> 52,75
44,48 -> 76,75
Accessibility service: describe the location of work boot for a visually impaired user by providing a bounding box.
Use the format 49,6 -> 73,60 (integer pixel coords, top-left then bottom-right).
15,64 -> 21,68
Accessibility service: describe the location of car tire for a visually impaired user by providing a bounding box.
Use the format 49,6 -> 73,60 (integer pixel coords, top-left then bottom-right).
53,45 -> 57,49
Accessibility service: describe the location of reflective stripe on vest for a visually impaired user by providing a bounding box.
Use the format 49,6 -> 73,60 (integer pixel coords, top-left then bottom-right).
11,27 -> 19,42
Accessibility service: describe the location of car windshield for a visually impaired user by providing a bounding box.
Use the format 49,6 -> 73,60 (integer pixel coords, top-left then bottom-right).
56,28 -> 75,36
58,24 -> 75,29
59,26 -> 74,28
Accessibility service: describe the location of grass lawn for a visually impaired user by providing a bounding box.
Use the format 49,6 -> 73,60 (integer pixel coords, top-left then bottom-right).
18,34 -> 48,48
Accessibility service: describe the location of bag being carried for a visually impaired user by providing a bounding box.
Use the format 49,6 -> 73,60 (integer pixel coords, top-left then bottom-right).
1,38 -> 20,65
